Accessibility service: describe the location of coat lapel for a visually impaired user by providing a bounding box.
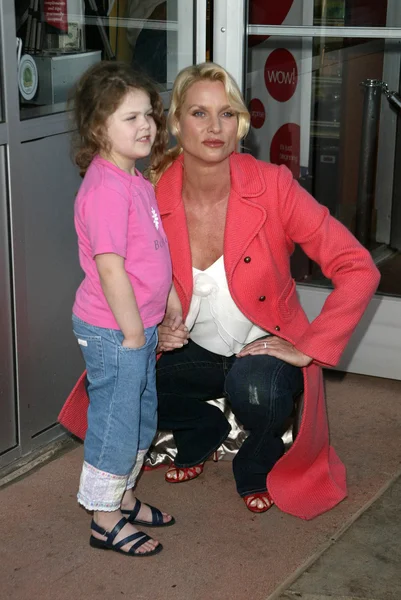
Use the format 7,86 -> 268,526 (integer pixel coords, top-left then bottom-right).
156,158 -> 193,315
224,154 -> 268,279
156,153 -> 268,314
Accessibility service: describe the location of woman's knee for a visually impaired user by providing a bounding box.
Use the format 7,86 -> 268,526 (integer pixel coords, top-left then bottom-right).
225,355 -> 301,425
225,355 -> 272,402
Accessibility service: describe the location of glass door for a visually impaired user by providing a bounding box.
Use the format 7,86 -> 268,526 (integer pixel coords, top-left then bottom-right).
15,0 -> 204,120
0,0 -> 205,470
213,0 -> 401,380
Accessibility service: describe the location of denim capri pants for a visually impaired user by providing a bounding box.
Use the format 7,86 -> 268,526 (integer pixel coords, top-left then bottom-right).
72,315 -> 158,511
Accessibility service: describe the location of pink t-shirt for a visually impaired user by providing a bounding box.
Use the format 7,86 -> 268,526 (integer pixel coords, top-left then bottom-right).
73,156 -> 172,329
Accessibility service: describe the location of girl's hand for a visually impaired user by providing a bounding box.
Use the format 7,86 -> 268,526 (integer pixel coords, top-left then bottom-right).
236,336 -> 312,367
157,313 -> 189,352
122,332 -> 146,349
165,311 -> 184,332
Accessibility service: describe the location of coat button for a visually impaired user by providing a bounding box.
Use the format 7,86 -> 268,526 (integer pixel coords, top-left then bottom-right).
244,256 -> 251,263
275,325 -> 281,332
259,295 -> 266,302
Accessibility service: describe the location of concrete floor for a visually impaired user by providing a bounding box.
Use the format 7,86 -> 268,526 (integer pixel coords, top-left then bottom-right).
1,371 -> 401,600
277,475 -> 401,600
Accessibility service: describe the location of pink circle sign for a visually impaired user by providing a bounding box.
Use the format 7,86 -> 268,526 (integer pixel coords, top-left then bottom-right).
248,0 -> 295,46
248,98 -> 266,129
264,49 -> 298,103
249,0 -> 295,26
270,123 -> 300,179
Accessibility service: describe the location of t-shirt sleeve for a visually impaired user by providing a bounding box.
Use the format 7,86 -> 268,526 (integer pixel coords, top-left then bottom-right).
84,187 -> 129,258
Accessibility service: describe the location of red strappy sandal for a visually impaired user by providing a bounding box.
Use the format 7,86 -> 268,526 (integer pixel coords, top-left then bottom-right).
165,463 -> 204,483
243,491 -> 274,513
164,451 -> 219,483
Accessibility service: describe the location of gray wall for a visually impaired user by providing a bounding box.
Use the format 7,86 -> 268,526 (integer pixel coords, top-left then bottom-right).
0,131 -> 86,468
17,134 -> 85,438
0,146 -> 17,454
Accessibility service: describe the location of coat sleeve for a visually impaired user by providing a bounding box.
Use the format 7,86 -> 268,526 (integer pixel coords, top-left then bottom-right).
275,164 -> 380,367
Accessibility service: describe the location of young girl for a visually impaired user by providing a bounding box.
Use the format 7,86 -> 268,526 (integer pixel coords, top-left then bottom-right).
71,61 -> 180,557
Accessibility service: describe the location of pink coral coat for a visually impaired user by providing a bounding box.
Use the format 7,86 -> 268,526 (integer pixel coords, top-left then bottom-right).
156,152 -> 380,520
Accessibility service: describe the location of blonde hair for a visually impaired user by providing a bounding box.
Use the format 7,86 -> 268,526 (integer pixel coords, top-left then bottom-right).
149,62 -> 250,184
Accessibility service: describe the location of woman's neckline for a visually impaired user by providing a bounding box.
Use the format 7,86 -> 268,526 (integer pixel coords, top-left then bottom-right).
193,255 -> 224,273
181,156 -> 231,207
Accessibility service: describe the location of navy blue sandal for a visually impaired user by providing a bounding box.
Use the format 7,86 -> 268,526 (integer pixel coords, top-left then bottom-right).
121,498 -> 175,528
90,517 -> 162,556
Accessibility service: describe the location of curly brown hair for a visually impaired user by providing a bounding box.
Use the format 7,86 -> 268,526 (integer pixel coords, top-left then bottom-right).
70,61 -> 168,179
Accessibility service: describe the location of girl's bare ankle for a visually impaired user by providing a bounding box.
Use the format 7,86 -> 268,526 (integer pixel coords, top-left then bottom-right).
93,509 -> 121,530
121,488 -> 135,509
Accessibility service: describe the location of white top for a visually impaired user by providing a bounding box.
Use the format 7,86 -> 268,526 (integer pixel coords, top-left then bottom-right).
185,256 -> 269,357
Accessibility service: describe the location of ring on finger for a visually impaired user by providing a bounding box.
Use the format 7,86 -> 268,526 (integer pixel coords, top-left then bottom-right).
263,341 -> 268,349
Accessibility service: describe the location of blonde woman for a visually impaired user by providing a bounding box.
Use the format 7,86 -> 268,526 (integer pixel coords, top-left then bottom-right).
151,62 -> 380,518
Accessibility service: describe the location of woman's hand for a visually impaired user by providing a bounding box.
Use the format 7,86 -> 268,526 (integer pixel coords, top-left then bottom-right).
157,312 -> 189,352
236,336 -> 312,367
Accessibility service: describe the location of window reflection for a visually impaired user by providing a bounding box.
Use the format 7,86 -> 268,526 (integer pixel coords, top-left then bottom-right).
246,0 -> 401,297
248,0 -> 389,28
128,1 -> 167,82
15,1 -> 194,120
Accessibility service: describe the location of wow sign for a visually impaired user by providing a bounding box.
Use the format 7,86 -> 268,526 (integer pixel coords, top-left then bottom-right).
247,0 -> 313,179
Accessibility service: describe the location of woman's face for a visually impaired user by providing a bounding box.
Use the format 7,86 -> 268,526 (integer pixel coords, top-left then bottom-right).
176,80 -> 238,165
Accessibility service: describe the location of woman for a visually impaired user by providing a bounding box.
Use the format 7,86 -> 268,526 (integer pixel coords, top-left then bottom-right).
149,62 -> 380,518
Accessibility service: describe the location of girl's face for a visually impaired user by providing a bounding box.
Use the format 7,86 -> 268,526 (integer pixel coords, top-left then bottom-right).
175,80 -> 238,166
104,88 -> 156,172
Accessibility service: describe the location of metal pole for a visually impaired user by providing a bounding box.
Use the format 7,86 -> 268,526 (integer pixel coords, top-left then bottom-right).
355,79 -> 382,246
384,89 -> 401,111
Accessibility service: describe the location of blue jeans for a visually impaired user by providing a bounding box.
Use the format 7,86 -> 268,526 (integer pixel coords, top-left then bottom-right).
156,340 -> 304,497
72,315 -> 158,510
